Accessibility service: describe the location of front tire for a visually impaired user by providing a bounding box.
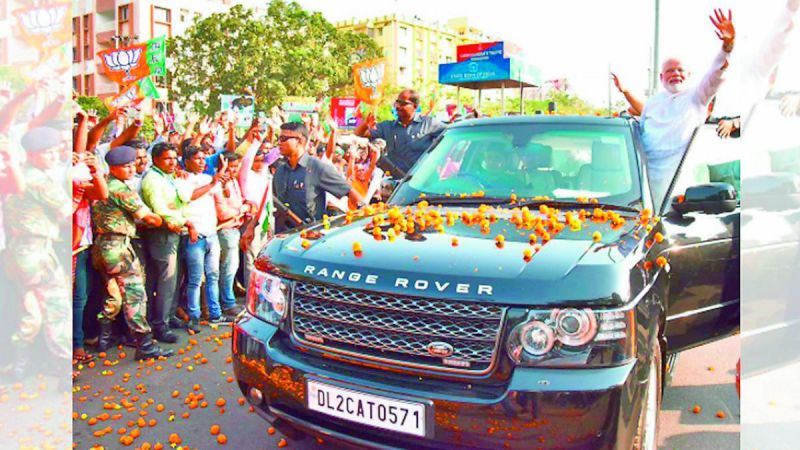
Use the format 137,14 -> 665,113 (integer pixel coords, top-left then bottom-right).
633,339 -> 662,450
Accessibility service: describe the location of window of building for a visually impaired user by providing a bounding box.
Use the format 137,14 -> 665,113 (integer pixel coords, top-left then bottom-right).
118,4 -> 132,36
153,6 -> 172,37
180,8 -> 189,23
400,26 -> 408,38
73,76 -> 81,94
83,74 -> 94,96
367,28 -> 375,38
82,14 -> 92,60
399,46 -> 407,58
377,27 -> 383,37
72,17 -> 81,62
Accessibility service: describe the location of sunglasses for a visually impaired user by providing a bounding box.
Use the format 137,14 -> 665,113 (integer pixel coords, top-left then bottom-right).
395,99 -> 414,106
278,135 -> 299,142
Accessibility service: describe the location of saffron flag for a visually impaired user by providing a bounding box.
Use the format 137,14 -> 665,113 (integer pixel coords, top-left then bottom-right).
104,83 -> 145,111
353,58 -> 386,106
98,44 -> 151,86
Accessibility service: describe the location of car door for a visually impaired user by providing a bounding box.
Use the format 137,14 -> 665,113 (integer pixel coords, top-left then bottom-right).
659,125 -> 741,352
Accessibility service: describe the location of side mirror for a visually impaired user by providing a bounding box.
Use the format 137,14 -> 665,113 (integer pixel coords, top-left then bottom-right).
672,182 -> 737,215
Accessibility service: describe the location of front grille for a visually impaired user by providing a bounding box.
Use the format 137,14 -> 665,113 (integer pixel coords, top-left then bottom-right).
290,281 -> 505,374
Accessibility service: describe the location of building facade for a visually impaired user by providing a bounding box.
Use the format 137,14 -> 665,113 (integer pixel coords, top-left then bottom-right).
71,0 -> 263,110
336,15 -> 494,92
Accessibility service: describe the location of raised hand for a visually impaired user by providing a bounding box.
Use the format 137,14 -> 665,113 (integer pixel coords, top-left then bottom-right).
186,111 -> 200,124
365,112 -> 377,129
198,116 -> 212,135
780,93 -> 800,117
153,113 -> 166,135
219,153 -> 229,174
84,153 -> 99,173
710,9 -> 735,49
716,119 -> 734,139
610,73 -> 626,94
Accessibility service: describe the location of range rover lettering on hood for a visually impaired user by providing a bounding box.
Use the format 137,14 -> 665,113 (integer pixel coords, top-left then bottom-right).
303,265 -> 494,296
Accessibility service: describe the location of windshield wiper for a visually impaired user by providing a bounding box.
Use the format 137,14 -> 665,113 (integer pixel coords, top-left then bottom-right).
405,195 -> 511,206
513,199 -> 642,214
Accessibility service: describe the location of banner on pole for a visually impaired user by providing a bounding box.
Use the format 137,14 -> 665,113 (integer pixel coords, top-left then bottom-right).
221,94 -> 256,128
146,36 -> 167,77
104,83 -> 145,111
353,58 -> 386,105
98,44 -> 151,86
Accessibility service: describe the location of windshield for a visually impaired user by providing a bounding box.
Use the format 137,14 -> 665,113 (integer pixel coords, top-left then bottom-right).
392,122 -> 643,207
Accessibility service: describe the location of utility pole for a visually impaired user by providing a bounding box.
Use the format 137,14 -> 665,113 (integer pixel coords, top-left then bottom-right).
652,0 -> 660,94
607,63 -> 612,115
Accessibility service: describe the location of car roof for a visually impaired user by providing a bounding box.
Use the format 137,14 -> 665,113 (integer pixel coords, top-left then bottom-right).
447,115 -> 632,128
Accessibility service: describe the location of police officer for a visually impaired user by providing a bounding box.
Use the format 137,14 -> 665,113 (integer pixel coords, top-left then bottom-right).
261,122 -> 363,235
91,146 -> 173,359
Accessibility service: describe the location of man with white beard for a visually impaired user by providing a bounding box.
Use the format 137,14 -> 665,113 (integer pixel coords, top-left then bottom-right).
638,9 -> 736,205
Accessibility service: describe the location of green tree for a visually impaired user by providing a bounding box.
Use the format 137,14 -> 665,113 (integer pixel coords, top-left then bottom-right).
168,1 -> 381,115
76,96 -> 110,118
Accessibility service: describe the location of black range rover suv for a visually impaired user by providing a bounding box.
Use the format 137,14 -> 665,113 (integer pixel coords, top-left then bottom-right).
232,116 -> 739,449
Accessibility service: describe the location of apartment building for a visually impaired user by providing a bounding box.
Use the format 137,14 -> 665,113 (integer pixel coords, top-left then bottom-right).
71,0 -> 263,110
336,15 -> 495,91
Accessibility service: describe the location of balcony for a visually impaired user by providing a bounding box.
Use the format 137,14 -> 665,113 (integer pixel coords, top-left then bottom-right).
96,0 -> 115,13
96,30 -> 115,45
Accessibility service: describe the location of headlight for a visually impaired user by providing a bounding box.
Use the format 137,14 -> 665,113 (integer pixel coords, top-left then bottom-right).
507,306 -> 635,367
246,269 -> 290,325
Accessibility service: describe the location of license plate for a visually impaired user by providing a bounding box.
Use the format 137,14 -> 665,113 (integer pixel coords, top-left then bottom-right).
306,379 -> 427,437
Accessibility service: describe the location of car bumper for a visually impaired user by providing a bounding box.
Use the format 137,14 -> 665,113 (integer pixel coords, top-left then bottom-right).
232,316 -> 647,450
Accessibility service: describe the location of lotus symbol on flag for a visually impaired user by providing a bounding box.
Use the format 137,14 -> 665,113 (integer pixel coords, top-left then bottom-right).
358,62 -> 385,99
104,48 -> 144,82
18,4 -> 67,35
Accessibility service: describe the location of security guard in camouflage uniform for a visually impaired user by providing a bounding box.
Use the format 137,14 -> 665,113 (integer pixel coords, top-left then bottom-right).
3,127 -> 71,379
91,146 -> 173,359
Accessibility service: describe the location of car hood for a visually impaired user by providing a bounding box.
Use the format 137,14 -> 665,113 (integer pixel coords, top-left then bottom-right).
259,207 -> 647,307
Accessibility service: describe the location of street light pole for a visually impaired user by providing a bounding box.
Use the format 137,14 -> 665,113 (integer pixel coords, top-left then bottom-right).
652,0 -> 661,94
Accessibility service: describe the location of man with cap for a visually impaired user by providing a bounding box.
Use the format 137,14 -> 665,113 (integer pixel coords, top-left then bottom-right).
3,126 -> 73,378
91,145 -> 174,359
266,122 -> 363,234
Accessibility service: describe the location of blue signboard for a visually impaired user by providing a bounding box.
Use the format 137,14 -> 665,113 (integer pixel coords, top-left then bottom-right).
438,54 -> 511,84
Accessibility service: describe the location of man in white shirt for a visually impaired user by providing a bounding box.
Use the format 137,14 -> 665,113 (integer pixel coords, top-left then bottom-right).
615,9 -> 736,206
181,146 -> 230,330
238,143 -> 279,286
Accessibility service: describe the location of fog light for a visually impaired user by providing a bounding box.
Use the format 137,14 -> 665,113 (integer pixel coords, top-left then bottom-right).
248,387 -> 264,405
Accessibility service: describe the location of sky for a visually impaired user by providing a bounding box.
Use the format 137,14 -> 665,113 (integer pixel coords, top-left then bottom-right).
294,0 -> 793,107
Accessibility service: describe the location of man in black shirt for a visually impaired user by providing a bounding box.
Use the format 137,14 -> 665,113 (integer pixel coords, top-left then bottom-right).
272,122 -> 363,231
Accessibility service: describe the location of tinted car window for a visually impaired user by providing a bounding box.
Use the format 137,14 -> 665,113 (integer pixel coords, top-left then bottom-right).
402,123 -> 642,207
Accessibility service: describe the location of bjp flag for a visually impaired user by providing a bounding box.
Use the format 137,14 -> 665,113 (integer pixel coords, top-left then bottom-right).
13,2 -> 71,57
353,58 -> 386,106
98,44 -> 151,86
104,83 -> 145,111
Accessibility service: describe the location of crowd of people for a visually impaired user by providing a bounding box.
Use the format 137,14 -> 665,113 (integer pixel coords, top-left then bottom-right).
66,88 -> 449,379
6,2 -> 797,386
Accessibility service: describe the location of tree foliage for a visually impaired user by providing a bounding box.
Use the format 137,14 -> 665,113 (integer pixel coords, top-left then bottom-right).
168,1 -> 381,115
